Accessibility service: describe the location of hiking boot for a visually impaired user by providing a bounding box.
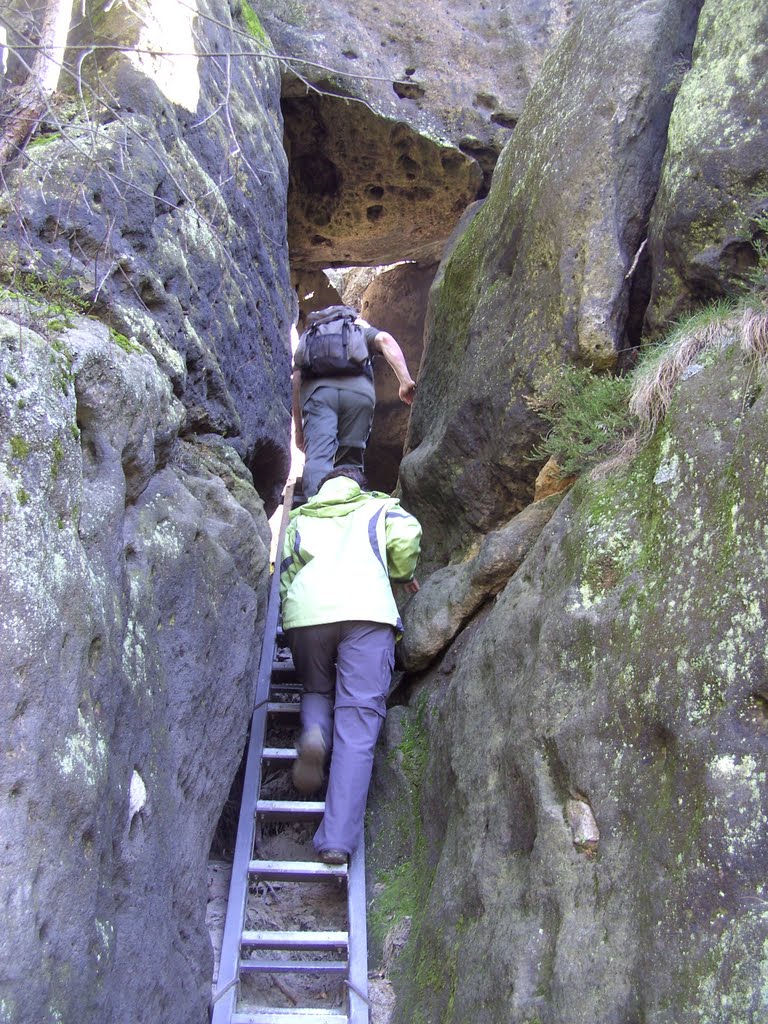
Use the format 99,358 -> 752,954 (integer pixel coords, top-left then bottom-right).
319,848 -> 347,865
292,725 -> 326,793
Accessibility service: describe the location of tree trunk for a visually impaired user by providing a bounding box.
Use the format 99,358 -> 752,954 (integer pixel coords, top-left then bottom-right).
0,0 -> 75,168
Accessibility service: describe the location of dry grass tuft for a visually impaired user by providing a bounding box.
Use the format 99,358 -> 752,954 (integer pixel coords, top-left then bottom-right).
740,305 -> 768,360
630,309 -> 733,442
628,303 -> 768,439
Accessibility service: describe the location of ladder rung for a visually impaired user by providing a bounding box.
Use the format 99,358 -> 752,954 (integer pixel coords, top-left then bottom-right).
256,800 -> 325,820
232,1012 -> 346,1023
241,929 -> 348,951
248,859 -> 347,882
267,702 -> 300,715
239,958 -> 348,974
261,747 -> 297,761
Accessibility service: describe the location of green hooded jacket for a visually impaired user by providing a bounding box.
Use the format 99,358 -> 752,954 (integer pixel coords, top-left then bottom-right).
279,477 -> 422,631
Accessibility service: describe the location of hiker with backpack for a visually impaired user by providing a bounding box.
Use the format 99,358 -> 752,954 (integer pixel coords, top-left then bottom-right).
292,305 -> 417,497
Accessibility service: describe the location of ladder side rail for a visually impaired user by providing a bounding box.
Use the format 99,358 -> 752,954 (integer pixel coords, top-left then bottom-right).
212,483 -> 295,1023
346,828 -> 370,1024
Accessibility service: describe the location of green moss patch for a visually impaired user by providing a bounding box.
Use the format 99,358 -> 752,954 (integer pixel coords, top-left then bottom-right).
10,435 -> 30,459
241,2 -> 272,46
109,328 -> 143,355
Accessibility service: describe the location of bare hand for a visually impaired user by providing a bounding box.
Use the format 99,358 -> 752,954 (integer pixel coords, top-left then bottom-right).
402,578 -> 420,594
399,381 -> 417,405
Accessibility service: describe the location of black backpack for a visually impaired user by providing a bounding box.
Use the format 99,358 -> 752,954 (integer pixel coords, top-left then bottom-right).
295,306 -> 372,379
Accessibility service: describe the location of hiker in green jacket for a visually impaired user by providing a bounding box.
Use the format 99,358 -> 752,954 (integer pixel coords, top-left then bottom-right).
279,466 -> 421,863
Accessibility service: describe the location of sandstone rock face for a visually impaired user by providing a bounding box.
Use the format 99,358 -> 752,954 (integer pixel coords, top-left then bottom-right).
399,0 -> 703,568
261,0 -> 581,166
283,91 -> 483,269
398,491 -> 563,671
372,323 -> 768,1023
0,1 -> 290,1020
646,0 -> 768,333
0,315 -> 271,1024
0,0 -> 293,510
269,0 -> 583,278
359,262 -> 436,492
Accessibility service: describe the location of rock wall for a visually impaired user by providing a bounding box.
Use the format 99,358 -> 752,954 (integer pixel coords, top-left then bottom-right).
0,2 -> 292,1021
646,0 -> 768,331
359,262 -> 436,493
373,320 -> 768,1023
261,0 -> 582,177
366,0 -> 768,1021
1,0 -> 293,509
398,0 -> 703,570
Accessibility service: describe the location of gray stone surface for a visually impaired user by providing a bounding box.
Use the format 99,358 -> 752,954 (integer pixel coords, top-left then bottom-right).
399,492 -> 562,670
260,0 -> 581,166
646,0 -> 768,332
372,322 -> 768,1023
398,0 -> 703,567
0,2 -> 287,1021
0,0 -> 293,510
0,314 -> 271,1024
359,262 -> 436,493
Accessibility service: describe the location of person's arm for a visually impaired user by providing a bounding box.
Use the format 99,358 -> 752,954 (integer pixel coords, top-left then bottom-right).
370,331 -> 417,405
291,369 -> 305,452
384,502 -> 422,582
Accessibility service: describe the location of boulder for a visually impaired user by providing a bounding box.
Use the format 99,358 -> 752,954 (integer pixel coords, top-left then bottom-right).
398,0 -> 703,568
399,492 -> 563,670
261,0 -> 583,174
646,0 -> 768,332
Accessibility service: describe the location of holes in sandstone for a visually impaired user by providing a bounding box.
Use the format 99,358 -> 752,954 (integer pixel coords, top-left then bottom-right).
294,153 -> 340,198
639,723 -> 674,764
366,205 -> 384,222
341,49 -> 358,59
88,635 -> 103,668
397,154 -> 420,179
748,690 -> 768,724
366,185 -> 385,200
82,827 -> 95,854
491,111 -> 518,130
474,92 -> 497,110
744,381 -> 763,409
393,80 -> 425,100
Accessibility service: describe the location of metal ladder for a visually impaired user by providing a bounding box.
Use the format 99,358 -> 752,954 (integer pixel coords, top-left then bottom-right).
211,485 -> 369,1024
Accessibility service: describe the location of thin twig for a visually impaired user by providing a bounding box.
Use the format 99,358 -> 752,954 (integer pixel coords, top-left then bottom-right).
624,238 -> 647,280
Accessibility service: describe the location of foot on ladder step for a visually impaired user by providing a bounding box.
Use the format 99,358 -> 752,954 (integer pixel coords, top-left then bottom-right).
292,724 -> 326,793
318,848 -> 347,865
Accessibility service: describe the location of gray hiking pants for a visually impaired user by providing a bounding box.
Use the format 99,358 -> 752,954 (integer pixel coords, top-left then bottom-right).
287,620 -> 396,855
301,385 -> 375,497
